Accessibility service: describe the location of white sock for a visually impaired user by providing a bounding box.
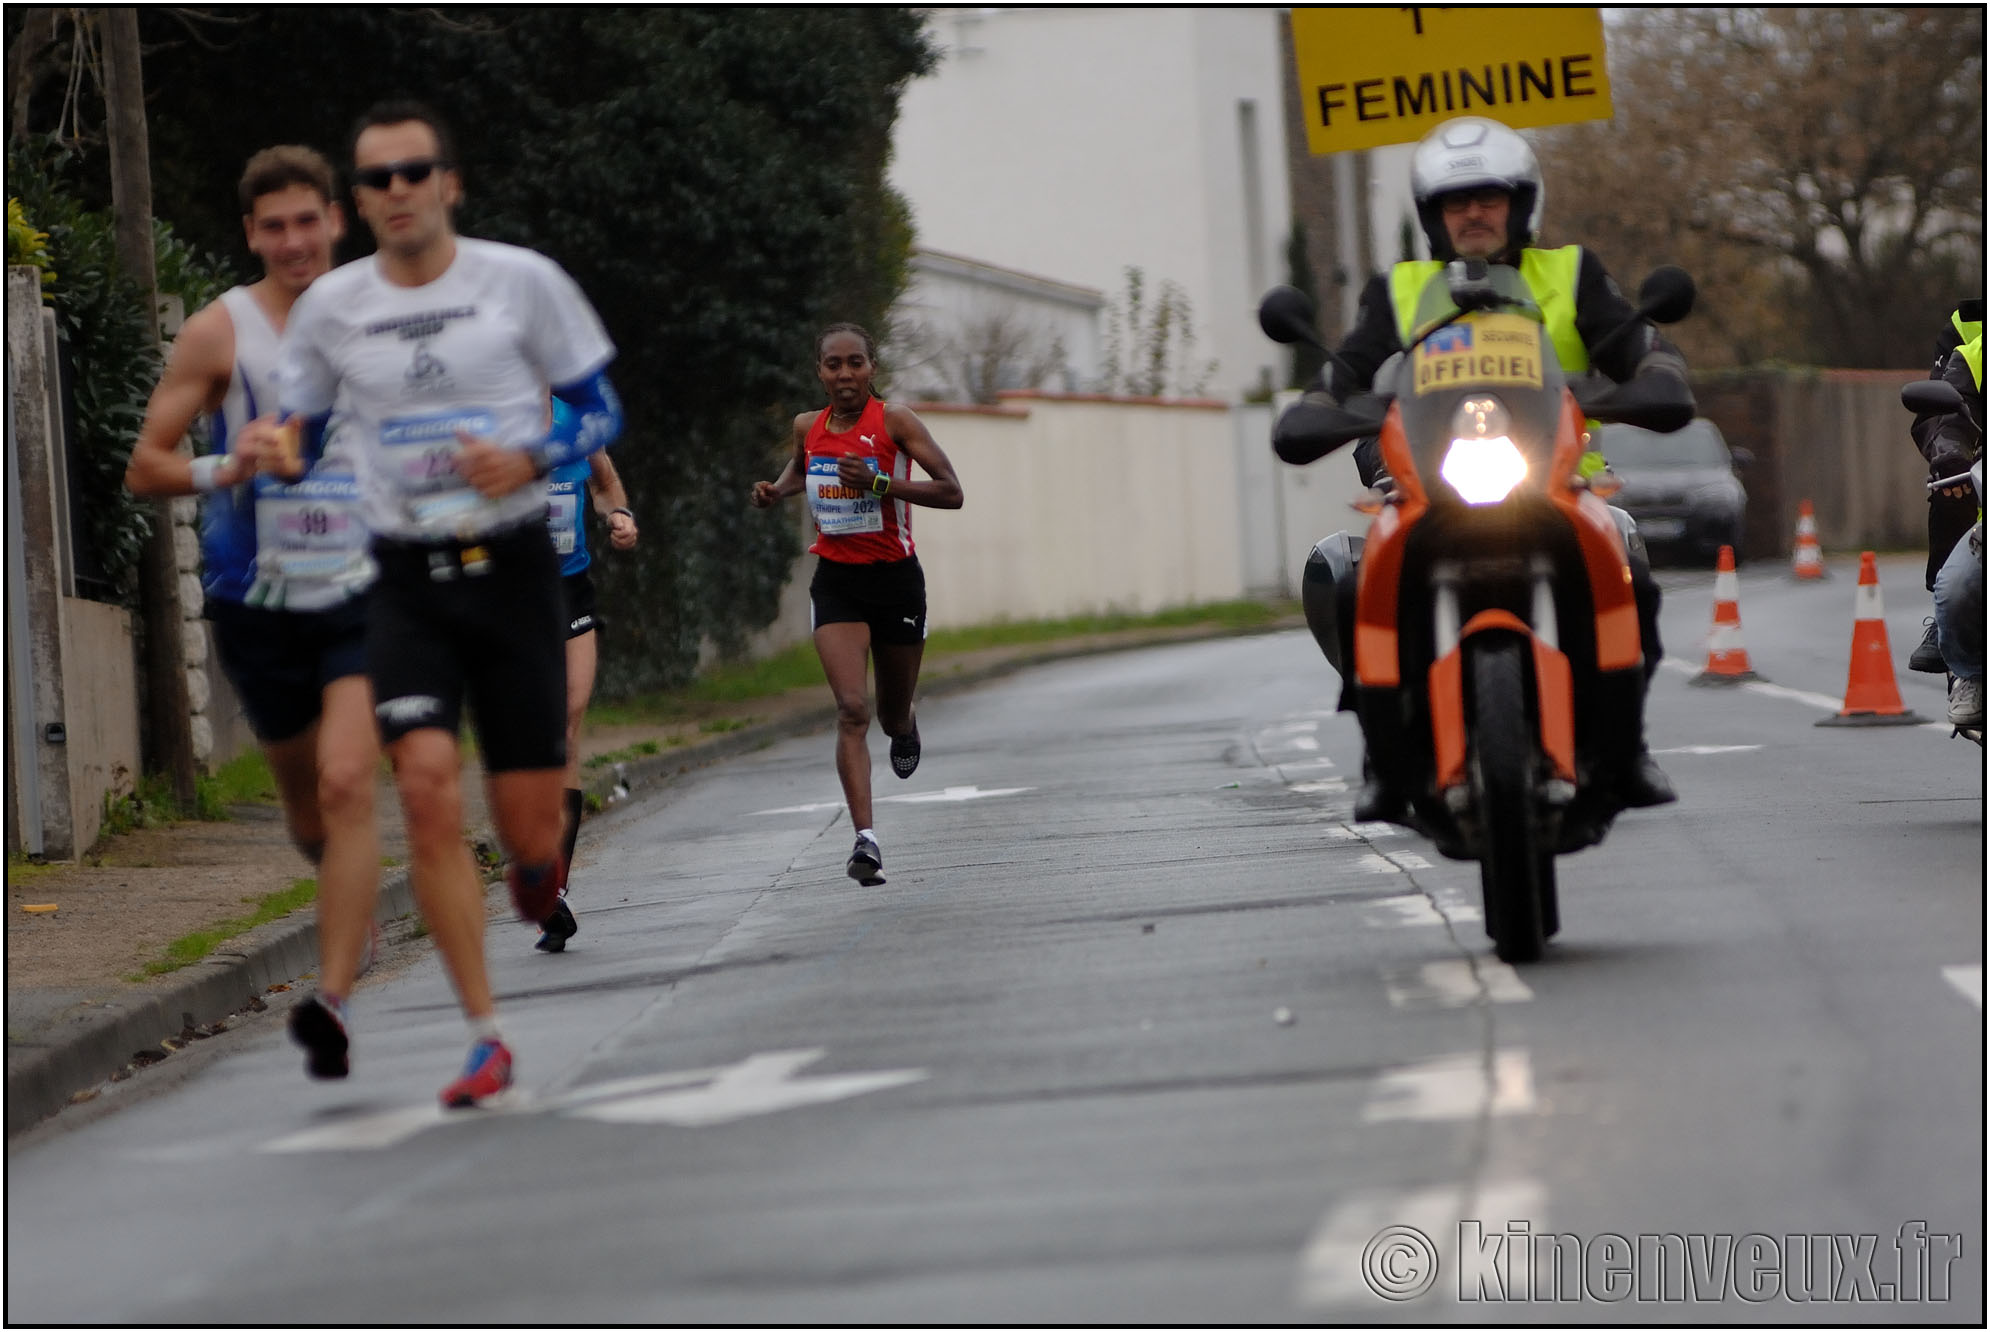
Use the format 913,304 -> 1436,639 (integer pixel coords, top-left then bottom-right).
468,1016 -> 504,1045
856,828 -> 879,845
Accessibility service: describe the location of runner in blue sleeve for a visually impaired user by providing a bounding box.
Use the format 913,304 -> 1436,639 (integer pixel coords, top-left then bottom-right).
536,435 -> 639,953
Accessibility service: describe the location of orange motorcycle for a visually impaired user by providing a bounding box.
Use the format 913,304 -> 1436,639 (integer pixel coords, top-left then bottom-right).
1260,261 -> 1694,962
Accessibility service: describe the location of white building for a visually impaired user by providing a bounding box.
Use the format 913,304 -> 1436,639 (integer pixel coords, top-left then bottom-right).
886,248 -> 1104,403
889,7 -> 1296,402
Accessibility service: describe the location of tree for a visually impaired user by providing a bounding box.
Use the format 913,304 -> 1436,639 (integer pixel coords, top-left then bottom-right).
1283,219 -> 1326,389
890,303 -> 1070,404
1098,267 -> 1218,398
14,7 -> 938,695
1535,7 -> 1983,369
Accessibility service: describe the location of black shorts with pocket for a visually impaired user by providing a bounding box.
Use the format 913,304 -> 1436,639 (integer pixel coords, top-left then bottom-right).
367,522 -> 567,772
207,594 -> 371,744
809,554 -> 927,646
563,570 -> 601,640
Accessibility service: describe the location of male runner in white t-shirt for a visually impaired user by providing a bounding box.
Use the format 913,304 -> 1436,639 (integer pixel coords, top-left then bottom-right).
126,146 -> 384,1082
278,100 -> 624,1107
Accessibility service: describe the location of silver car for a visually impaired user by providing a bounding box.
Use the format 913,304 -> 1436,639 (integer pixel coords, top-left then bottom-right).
1595,417 -> 1751,566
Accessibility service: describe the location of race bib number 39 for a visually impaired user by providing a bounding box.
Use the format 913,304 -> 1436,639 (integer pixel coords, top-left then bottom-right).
1413,314 -> 1544,395
806,456 -> 884,536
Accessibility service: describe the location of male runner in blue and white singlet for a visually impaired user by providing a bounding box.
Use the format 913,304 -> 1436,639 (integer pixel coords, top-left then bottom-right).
126,146 -> 382,1082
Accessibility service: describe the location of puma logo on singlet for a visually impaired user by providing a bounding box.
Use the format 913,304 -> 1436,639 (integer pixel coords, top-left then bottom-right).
861,434 -> 877,447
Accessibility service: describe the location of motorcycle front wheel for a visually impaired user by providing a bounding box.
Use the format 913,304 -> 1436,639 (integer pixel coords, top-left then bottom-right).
1469,639 -> 1547,963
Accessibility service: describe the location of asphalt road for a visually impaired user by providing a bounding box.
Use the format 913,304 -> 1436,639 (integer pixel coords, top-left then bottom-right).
7,556 -> 1981,1323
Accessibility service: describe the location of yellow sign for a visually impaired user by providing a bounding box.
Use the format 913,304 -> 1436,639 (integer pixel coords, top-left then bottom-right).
1413,314 -> 1544,394
1290,8 -> 1613,155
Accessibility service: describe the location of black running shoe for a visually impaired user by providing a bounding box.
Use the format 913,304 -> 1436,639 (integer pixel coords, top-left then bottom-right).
890,724 -> 921,779
289,993 -> 350,1079
535,897 -> 578,953
846,834 -> 884,885
1909,618 -> 1946,673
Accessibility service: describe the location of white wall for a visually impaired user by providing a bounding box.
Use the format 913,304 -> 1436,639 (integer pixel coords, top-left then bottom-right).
891,8 -> 1293,402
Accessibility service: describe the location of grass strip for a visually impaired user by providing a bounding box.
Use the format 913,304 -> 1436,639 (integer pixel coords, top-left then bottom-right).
129,877 -> 318,979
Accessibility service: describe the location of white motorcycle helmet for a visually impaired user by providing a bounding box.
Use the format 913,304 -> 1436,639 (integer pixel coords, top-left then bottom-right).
1410,116 -> 1543,261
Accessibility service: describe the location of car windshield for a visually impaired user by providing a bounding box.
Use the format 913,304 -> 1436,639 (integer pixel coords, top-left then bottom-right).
1596,420 -> 1728,468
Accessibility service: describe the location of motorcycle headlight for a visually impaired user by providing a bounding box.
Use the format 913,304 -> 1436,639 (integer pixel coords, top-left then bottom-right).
1440,396 -> 1527,505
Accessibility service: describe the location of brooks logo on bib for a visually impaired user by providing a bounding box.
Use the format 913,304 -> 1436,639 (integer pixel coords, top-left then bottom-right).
806,456 -> 884,536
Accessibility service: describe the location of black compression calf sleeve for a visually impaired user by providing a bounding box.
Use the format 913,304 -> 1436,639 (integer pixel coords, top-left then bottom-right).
561,787 -> 584,870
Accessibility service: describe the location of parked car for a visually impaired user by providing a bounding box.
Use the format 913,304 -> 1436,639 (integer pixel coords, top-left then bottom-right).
1594,417 -> 1751,565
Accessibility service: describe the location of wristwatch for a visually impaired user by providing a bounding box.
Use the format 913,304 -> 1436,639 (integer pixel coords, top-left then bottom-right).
871,471 -> 892,497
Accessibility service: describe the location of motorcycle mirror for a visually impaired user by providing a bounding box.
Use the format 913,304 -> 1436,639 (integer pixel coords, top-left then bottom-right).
1258,285 -> 1325,348
1901,379 -> 1966,416
1636,266 -> 1696,324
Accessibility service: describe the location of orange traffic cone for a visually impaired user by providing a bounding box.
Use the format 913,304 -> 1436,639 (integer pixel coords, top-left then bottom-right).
1690,545 -> 1763,685
1790,500 -> 1827,580
1816,551 -> 1927,727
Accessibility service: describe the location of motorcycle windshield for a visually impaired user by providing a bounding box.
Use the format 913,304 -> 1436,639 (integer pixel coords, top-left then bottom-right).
1385,267 -> 1568,502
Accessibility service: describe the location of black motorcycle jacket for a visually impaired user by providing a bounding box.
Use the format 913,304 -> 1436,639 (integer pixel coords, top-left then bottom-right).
1314,247 -> 1687,487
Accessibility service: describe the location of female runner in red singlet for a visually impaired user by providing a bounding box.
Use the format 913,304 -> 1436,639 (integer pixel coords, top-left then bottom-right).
751,323 -> 964,884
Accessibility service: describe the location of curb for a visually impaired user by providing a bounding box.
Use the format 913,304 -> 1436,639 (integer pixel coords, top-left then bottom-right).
4,867 -> 418,1137
5,616 -> 1299,1136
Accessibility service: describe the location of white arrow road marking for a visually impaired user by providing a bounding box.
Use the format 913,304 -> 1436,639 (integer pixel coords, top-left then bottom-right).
1295,1179 -> 1546,1307
567,1049 -> 925,1127
1943,965 -> 1982,1009
257,1050 -> 925,1152
1383,958 -> 1534,1010
881,784 -> 1032,805
263,1102 -> 462,1154
1651,744 -> 1764,755
1363,1050 -> 1534,1123
749,785 -> 1032,815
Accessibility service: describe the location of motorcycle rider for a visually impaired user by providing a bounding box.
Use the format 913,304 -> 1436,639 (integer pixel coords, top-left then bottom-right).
1907,300 -> 1983,675
1285,115 -> 1691,818
1921,330 -> 1984,727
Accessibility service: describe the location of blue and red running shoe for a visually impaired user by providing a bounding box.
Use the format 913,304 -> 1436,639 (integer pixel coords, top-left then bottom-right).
439,1038 -> 514,1108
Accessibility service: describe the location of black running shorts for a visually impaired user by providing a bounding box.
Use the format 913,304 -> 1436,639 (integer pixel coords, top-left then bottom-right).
207,594 -> 370,744
810,555 -> 927,646
367,523 -> 567,772
563,570 -> 601,640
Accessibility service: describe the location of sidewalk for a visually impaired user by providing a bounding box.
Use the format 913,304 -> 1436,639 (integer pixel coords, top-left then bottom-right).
4,617 -> 1301,1135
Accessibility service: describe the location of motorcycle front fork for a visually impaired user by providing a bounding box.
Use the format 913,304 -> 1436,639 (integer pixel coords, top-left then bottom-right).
1434,556 -> 1577,814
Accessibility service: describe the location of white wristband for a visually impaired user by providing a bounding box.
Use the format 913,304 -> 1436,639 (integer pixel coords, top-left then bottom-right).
188,453 -> 228,493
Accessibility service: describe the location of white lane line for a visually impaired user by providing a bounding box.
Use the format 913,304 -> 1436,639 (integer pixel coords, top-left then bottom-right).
1285,735 -> 1322,752
1263,720 -> 1322,735
1368,896 -> 1447,928
1363,1050 -> 1534,1123
1295,1179 -> 1546,1307
1657,659 -> 1951,733
1943,965 -> 1983,1008
1652,744 -> 1763,755
1275,757 -> 1339,772
1383,958 -> 1534,1010
1355,854 -> 1404,875
1288,777 -> 1348,794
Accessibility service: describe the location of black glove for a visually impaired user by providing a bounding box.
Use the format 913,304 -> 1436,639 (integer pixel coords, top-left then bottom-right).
1928,440 -> 1973,482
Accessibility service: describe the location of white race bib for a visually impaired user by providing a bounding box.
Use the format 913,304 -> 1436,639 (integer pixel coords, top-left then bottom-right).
548,491 -> 580,556
381,410 -> 502,536
806,456 -> 884,536
253,473 -> 368,582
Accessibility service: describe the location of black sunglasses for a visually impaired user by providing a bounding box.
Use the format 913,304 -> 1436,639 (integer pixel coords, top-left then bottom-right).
353,158 -> 450,191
